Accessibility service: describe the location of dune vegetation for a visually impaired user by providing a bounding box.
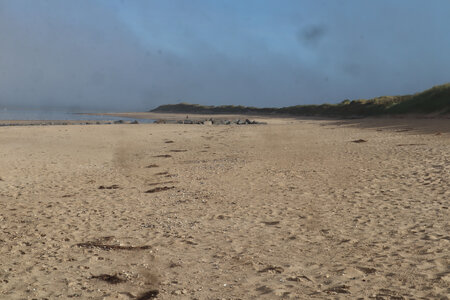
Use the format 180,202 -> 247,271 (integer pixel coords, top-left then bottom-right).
151,83 -> 450,117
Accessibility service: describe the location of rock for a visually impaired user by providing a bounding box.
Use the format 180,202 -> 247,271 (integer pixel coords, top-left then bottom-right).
183,119 -> 193,124
130,120 -> 139,124
114,120 -> 125,124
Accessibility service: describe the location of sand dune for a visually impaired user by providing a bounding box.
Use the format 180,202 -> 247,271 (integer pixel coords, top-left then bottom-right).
0,117 -> 448,299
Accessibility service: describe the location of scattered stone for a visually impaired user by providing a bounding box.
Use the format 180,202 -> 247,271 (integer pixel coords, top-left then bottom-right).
287,275 -> 312,282
75,241 -> 151,251
154,154 -> 172,158
165,140 -> 174,143
153,118 -> 266,125
169,261 -> 182,268
212,119 -> 226,125
259,266 -> 284,274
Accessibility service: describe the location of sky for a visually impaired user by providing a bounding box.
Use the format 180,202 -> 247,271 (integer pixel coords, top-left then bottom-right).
1,0 -> 450,111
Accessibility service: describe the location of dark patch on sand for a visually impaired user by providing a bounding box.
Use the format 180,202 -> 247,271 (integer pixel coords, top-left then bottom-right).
356,266 -> 377,274
324,285 -> 350,294
148,181 -> 176,186
155,172 -> 169,176
98,185 -> 120,190
145,164 -> 159,168
262,221 -> 280,226
136,290 -> 159,300
351,139 -> 367,143
154,154 -> 172,158
75,239 -> 151,251
91,274 -> 126,284
396,143 -> 426,146
145,186 -> 175,193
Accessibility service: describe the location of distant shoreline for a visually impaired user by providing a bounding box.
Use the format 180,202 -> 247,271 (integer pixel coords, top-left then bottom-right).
150,83 -> 450,117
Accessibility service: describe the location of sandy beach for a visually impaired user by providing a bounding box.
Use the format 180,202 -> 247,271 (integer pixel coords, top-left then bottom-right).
0,116 -> 448,299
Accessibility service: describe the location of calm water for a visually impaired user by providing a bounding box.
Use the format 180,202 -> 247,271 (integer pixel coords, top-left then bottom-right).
0,109 -> 155,123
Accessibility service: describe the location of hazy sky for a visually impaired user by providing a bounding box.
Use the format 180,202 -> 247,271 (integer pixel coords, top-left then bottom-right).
1,0 -> 450,111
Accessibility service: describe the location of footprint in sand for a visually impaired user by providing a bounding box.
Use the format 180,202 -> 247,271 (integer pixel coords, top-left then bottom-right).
145,164 -> 159,168
145,186 -> 175,193
98,185 -> 120,190
154,154 -> 172,158
154,171 -> 169,176
148,181 -> 176,186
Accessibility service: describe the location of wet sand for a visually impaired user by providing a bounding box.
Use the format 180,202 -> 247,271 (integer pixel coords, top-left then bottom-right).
0,117 -> 448,299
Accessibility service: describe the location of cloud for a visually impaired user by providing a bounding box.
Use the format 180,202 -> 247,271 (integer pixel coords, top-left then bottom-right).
0,0 -> 450,111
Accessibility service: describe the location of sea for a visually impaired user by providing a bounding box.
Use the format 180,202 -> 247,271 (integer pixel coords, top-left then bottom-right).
0,108 -> 155,123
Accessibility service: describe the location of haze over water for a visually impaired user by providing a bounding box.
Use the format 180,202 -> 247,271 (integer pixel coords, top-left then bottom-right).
0,108 -> 154,123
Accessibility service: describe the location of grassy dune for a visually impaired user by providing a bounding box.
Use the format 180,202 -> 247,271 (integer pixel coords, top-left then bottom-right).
151,83 -> 450,117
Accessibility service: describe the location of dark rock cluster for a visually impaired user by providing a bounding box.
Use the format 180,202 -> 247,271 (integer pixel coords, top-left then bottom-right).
154,118 -> 266,125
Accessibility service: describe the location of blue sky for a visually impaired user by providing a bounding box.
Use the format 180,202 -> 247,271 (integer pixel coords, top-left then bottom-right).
1,0 -> 450,111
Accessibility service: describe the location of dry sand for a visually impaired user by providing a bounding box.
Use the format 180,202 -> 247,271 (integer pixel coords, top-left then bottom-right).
0,116 -> 448,299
